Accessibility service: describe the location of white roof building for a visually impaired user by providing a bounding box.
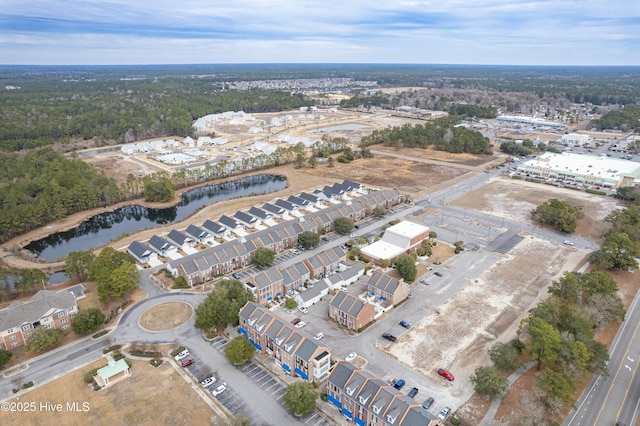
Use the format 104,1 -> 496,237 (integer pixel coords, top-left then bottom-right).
559,133 -> 590,146
517,152 -> 640,188
360,221 -> 431,263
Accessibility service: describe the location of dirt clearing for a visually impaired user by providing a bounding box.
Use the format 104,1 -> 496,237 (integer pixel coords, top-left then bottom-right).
140,302 -> 193,331
387,238 -> 582,399
450,178 -> 620,241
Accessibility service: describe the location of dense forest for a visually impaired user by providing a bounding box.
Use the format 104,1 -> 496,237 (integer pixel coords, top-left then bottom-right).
590,104 -> 640,131
0,148 -> 123,243
360,117 -> 492,155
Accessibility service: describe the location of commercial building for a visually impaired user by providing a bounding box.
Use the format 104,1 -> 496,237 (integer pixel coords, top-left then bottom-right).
517,152 -> 640,188
359,221 -> 430,265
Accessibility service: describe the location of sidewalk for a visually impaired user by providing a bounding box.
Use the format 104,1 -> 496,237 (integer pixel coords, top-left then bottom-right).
478,361 -> 536,426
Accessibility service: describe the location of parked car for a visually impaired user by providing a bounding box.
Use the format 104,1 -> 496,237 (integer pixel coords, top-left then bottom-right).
340,243 -> 349,249
438,406 -> 452,420
298,306 -> 308,314
291,318 -> 301,325
212,383 -> 227,396
393,379 -> 406,390
232,273 -> 241,279
295,321 -> 306,329
314,332 -> 324,340
437,368 -> 455,381
422,396 -> 434,410
174,349 -> 189,361
434,271 -> 443,277
382,333 -> 397,342
296,245 -> 306,251
419,279 -> 429,285
399,321 -> 411,329
321,237 -> 329,242
200,377 -> 216,388
563,240 -> 574,246
181,359 -> 195,367
345,352 -> 357,362
408,387 -> 419,398
290,248 -> 300,255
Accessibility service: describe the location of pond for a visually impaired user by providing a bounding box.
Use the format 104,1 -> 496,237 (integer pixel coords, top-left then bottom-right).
26,174 -> 287,261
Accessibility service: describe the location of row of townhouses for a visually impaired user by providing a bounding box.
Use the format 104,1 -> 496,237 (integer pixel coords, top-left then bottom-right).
238,302 -> 332,382
163,185 -> 404,286
326,362 -> 439,426
0,288 -> 82,350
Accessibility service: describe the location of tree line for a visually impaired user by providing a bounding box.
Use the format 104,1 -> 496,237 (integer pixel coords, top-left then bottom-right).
360,117 -> 492,155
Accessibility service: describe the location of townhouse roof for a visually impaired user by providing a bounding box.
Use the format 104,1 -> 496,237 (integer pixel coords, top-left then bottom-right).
295,338 -> 321,362
167,229 -> 191,246
185,224 -> 211,240
149,235 -> 176,253
128,241 -> 152,259
369,386 -> 395,417
298,192 -> 319,204
0,290 -> 77,330
274,324 -> 294,346
399,402 -> 438,425
283,331 -> 303,354
297,281 -> 329,303
339,263 -> 365,282
280,262 -> 311,286
248,206 -> 271,220
342,179 -> 363,191
287,195 -> 310,207
367,271 -> 401,295
262,202 -> 285,215
239,301 -> 261,322
251,269 -> 284,290
234,210 -> 257,225
358,377 -> 387,407
264,318 -> 287,339
202,219 -> 226,234
344,369 -> 372,397
274,199 -> 296,211
327,361 -> 358,389
219,215 -> 241,229
329,291 -> 368,318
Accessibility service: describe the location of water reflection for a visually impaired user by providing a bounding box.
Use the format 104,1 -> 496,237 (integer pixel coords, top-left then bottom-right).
26,174 -> 287,261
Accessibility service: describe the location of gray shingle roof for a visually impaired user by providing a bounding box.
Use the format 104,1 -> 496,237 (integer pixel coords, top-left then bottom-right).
234,210 -> 257,225
274,199 -> 296,211
128,241 -> 152,260
202,219 -> 226,234
328,361 -> 358,389
148,235 -> 175,253
262,202 -> 284,215
185,224 -> 211,240
0,290 -> 77,331
167,229 -> 191,246
219,215 -> 240,229
248,206 -> 271,220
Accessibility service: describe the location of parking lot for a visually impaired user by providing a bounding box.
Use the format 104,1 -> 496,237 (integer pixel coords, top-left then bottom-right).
209,336 -> 334,425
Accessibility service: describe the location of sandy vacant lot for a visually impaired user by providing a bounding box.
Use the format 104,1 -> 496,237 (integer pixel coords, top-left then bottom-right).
387,238 -> 584,399
3,358 -> 220,426
451,178 -> 621,241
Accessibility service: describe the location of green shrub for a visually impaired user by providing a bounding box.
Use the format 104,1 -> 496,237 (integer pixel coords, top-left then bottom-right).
22,381 -> 34,389
93,384 -> 101,391
150,359 -> 163,367
512,175 -> 523,180
84,368 -> 99,384
92,330 -> 109,339
103,344 -> 122,354
586,189 -> 606,195
170,346 -> 186,357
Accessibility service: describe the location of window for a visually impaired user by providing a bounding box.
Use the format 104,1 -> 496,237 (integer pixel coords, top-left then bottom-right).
57,311 -> 67,318
44,324 -> 51,329
7,328 -> 13,334
9,336 -> 16,340
60,318 -> 68,323
62,325 -> 69,330
25,332 -> 32,337
11,342 -> 18,347
21,324 -> 30,331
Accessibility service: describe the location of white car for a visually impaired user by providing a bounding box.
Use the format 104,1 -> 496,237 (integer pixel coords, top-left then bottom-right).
345,352 -> 357,362
438,406 -> 451,420
174,350 -> 189,361
290,249 -> 300,255
295,321 -> 306,328
314,332 -> 324,340
563,240 -> 574,246
349,233 -> 356,238
212,383 -> 227,396
298,306 -> 308,314
200,377 -> 216,388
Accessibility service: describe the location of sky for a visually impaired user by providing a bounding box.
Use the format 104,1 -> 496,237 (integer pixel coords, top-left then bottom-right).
1,0 -> 639,66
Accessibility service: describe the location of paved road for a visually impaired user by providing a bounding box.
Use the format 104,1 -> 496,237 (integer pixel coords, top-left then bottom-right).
564,290 -> 640,426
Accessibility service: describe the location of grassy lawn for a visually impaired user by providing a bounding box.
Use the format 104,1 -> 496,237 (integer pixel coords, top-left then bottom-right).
3,358 -> 221,426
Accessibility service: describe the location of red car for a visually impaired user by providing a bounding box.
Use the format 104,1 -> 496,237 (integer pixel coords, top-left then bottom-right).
437,368 -> 455,381
181,359 -> 195,367
291,318 -> 301,325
